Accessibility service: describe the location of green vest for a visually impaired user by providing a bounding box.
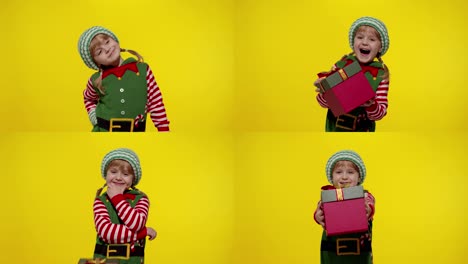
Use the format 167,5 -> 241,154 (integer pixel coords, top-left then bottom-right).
94,190 -> 147,264
92,58 -> 148,132
325,55 -> 384,132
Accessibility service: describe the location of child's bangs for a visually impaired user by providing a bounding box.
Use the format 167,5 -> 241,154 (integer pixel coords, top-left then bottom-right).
90,34 -> 110,53
356,25 -> 381,40
333,160 -> 360,172
107,159 -> 135,175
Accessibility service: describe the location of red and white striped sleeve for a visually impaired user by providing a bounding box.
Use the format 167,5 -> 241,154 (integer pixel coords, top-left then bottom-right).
365,78 -> 389,121
146,65 -> 170,131
83,78 -> 99,125
93,198 -> 139,244
109,194 -> 149,233
365,192 -> 376,220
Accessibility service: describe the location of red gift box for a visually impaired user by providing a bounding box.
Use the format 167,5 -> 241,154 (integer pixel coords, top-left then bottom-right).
318,61 -> 375,117
321,186 -> 368,236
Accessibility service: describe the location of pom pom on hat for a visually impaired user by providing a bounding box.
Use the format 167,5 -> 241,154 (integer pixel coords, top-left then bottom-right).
78,26 -> 119,70
325,150 -> 366,185
348,16 -> 389,56
101,148 -> 142,186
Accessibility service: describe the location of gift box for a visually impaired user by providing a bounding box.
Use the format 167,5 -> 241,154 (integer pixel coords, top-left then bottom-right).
321,185 -> 368,236
318,61 -> 375,117
77,258 -> 119,264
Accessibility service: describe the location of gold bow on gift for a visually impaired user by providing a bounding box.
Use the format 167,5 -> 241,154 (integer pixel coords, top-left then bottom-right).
86,258 -> 107,264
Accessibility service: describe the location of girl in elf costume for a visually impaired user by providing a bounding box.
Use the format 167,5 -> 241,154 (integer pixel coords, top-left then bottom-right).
314,17 -> 390,132
78,26 -> 170,132
314,150 -> 375,264
93,148 -> 157,263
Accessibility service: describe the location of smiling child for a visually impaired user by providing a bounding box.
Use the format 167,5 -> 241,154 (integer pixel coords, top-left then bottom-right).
314,150 -> 376,263
314,17 -> 390,132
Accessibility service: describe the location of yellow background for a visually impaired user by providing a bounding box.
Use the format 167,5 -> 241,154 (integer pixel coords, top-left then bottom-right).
1,0 -> 468,263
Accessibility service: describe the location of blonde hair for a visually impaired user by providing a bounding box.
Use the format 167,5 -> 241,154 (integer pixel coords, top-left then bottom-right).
89,34 -> 144,94
354,26 -> 390,80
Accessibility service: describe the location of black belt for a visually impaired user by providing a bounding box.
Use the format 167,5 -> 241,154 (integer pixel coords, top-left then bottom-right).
327,110 -> 374,132
97,117 -> 146,132
321,238 -> 371,256
94,244 -> 145,259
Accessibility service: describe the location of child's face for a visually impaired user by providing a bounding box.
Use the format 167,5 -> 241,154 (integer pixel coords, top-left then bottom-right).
331,161 -> 361,188
353,26 -> 382,64
90,34 -> 121,68
105,159 -> 135,189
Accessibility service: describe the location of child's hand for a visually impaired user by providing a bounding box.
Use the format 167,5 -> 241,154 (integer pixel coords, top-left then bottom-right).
314,201 -> 325,227
314,77 -> 326,93
106,183 -> 127,199
361,99 -> 375,108
147,227 -> 157,240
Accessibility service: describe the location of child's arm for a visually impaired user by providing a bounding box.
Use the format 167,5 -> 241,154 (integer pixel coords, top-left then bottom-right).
93,198 -> 140,244
364,192 -> 375,220
83,78 -> 99,126
108,194 -> 150,233
313,201 -> 325,227
363,78 -> 389,121
145,65 -> 170,132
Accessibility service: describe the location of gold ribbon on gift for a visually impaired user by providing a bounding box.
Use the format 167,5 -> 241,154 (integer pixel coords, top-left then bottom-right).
86,258 -> 107,264
338,69 -> 348,81
335,188 -> 344,201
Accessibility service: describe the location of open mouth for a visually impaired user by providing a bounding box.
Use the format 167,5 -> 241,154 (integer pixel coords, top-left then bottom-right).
360,49 -> 371,55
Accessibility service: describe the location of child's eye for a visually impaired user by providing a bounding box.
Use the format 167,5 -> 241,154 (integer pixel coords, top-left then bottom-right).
106,40 -> 109,44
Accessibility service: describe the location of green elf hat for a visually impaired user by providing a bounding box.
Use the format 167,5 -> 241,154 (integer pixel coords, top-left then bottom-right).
325,150 -> 366,185
78,26 -> 119,70
348,16 -> 389,56
101,148 -> 142,186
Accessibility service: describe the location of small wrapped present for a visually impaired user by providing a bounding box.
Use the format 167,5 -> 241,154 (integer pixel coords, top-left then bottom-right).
321,185 -> 368,236
77,258 -> 120,264
317,61 -> 375,117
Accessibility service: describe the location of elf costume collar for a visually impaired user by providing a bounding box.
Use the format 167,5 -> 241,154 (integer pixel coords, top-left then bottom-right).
102,58 -> 140,80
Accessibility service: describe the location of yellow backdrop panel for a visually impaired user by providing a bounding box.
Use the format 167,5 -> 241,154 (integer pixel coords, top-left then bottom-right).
233,132 -> 468,264
0,133 -> 235,264
234,0 -> 468,132
0,0 -> 235,132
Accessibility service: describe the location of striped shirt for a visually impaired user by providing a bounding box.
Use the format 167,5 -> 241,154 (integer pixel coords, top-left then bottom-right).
83,64 -> 170,131
93,194 -> 149,244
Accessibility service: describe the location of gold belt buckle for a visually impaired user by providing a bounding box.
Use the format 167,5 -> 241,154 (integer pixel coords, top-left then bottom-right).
106,244 -> 130,260
109,118 -> 134,132
335,114 -> 357,131
336,238 -> 360,256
